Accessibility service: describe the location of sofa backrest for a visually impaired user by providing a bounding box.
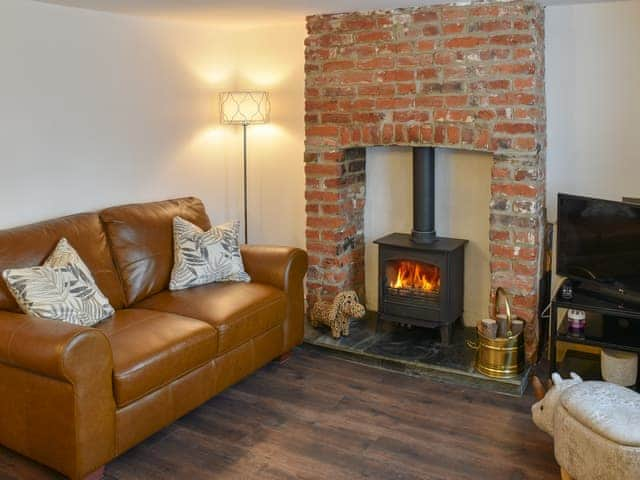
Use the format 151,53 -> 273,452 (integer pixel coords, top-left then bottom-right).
100,197 -> 211,306
0,213 -> 126,311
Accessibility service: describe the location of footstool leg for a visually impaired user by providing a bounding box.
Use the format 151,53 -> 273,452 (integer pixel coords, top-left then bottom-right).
560,467 -> 574,480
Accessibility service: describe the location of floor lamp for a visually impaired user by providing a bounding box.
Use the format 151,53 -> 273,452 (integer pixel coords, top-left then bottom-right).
219,91 -> 271,244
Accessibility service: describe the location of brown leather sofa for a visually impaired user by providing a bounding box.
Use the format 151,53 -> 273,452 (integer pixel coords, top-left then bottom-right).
0,197 -> 307,479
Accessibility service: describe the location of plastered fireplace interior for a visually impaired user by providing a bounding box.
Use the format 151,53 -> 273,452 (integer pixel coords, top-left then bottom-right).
304,1 -> 547,360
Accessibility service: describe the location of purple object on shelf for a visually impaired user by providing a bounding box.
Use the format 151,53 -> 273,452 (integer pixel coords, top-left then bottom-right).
568,309 -> 586,336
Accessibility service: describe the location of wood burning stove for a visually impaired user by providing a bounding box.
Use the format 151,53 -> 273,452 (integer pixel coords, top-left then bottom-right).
376,234 -> 466,343
375,147 -> 467,344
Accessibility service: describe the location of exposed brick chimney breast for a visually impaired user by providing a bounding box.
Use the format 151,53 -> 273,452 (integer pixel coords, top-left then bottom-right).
304,1 -> 546,360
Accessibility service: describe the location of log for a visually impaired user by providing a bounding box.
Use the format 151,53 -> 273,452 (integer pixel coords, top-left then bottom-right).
496,314 -> 509,337
510,319 -> 524,336
480,318 -> 497,339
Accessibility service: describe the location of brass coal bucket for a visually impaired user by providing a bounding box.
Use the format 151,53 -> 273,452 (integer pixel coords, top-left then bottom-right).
468,288 -> 524,379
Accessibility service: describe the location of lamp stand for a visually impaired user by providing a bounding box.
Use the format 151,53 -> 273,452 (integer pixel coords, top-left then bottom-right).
219,91 -> 270,245
242,122 -> 248,244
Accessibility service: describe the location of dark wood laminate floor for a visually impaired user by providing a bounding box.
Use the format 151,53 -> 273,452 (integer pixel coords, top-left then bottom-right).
0,346 -> 558,480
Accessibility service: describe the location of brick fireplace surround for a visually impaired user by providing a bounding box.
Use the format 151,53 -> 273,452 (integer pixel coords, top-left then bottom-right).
304,1 -> 546,360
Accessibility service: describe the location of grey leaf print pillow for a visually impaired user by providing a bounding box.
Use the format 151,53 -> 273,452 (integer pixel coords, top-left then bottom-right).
170,216 -> 250,291
2,238 -> 115,326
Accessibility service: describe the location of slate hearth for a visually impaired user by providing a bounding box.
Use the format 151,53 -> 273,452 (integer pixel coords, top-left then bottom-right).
304,313 -> 530,396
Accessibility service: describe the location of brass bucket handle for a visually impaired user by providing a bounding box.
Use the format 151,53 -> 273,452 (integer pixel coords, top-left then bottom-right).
466,339 -> 479,350
494,287 -> 513,336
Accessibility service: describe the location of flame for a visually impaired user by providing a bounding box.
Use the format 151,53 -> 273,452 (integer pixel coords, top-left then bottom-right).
390,261 -> 440,293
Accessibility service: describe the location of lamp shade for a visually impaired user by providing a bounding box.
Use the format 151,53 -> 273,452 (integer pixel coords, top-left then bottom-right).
219,91 -> 270,125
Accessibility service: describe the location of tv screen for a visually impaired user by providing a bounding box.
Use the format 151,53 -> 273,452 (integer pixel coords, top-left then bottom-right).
557,194 -> 640,295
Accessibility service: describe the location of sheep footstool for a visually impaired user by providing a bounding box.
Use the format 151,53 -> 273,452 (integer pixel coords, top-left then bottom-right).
555,382 -> 640,480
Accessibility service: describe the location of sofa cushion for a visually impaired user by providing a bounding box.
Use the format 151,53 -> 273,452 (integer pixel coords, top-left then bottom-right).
3,238 -> 115,326
170,217 -> 250,290
96,308 -> 217,407
0,213 -> 126,311
136,282 -> 286,354
100,197 -> 211,306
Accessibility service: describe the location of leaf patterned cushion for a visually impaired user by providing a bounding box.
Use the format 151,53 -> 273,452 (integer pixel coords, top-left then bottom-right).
2,238 -> 115,326
170,216 -> 250,291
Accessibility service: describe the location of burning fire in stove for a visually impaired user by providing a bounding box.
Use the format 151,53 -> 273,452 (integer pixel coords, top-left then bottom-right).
389,260 -> 440,293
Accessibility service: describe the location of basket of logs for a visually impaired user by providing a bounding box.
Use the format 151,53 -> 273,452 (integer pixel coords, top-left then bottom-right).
467,287 -> 525,379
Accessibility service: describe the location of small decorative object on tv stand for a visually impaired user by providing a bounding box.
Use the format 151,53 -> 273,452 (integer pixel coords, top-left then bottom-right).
560,281 -> 574,300
601,348 -> 638,387
567,309 -> 586,336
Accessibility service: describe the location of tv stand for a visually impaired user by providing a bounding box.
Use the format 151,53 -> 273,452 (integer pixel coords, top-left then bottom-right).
550,282 -> 640,388
573,280 -> 640,308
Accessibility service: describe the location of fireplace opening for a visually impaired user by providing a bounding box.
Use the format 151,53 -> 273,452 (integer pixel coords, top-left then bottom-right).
375,146 -> 468,344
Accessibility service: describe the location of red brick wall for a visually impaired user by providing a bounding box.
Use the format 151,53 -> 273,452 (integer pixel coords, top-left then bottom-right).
304,1 -> 546,360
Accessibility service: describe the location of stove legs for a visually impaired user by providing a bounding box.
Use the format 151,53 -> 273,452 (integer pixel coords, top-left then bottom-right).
440,324 -> 453,345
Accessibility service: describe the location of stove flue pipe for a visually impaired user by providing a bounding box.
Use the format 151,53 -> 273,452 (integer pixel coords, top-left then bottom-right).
411,147 -> 436,244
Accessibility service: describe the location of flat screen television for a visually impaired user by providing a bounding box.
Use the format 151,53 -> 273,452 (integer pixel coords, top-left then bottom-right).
557,193 -> 640,305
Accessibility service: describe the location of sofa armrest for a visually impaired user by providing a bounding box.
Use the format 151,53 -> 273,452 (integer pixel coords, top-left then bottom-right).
241,246 -> 308,351
241,245 -> 307,291
0,312 -> 116,479
0,311 -> 110,380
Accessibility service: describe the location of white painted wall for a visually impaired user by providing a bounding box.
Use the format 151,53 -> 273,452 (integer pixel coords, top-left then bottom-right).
545,0 -> 640,222
0,0 -> 306,248
364,148 -> 492,324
